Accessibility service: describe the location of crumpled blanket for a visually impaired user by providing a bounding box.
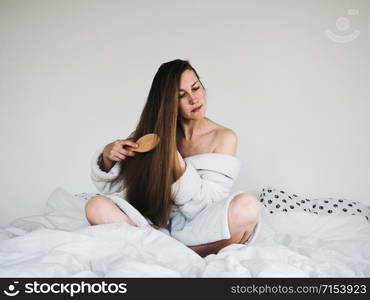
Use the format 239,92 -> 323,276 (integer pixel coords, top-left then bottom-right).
0,187 -> 369,277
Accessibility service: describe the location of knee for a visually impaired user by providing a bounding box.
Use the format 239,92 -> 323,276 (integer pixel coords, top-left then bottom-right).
85,195 -> 111,225
228,193 -> 261,228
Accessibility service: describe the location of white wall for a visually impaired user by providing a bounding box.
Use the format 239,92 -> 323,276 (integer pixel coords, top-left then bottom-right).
0,0 -> 369,226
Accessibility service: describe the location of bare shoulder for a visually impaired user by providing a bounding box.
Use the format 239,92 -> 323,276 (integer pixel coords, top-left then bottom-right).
212,127 -> 238,156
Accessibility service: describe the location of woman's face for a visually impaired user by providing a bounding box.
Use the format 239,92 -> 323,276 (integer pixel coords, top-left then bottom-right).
177,69 -> 206,120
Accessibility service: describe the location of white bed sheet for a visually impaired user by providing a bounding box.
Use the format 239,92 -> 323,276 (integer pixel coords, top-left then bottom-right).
1,187 -> 369,277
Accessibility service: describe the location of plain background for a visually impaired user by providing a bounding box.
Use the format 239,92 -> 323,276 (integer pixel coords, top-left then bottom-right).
0,0 -> 369,226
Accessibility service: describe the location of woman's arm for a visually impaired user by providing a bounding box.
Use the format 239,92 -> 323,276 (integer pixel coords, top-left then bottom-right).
91,147 -> 124,194
177,150 -> 186,172
172,163 -> 235,220
91,133 -> 138,194
99,153 -> 116,172
172,130 -> 239,220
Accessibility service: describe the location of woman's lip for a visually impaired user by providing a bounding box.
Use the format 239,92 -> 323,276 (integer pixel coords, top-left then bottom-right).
191,104 -> 202,112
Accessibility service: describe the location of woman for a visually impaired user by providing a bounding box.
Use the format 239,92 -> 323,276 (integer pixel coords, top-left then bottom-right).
85,59 -> 261,257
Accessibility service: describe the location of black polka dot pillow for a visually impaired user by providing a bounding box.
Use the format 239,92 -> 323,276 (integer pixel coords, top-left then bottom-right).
258,188 -> 370,223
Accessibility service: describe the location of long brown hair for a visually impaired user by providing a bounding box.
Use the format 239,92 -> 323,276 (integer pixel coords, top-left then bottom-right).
112,59 -> 205,228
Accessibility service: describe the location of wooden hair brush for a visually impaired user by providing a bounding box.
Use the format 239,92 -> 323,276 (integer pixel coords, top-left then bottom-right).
125,133 -> 160,153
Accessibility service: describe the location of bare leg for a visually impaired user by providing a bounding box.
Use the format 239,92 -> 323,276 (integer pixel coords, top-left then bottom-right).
186,193 -> 261,257
85,195 -> 137,226
187,223 -> 256,257
239,230 -> 251,244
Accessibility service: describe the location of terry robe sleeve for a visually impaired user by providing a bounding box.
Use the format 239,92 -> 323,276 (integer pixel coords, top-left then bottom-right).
91,147 -> 242,223
90,146 -> 123,194
171,153 -> 242,221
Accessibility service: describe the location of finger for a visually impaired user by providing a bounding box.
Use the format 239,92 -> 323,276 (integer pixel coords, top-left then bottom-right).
109,155 -> 121,162
123,140 -> 139,149
113,152 -> 126,160
117,140 -> 128,148
114,143 -> 129,152
121,149 -> 136,157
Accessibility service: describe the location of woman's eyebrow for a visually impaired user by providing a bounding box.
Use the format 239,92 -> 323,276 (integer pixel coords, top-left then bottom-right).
179,80 -> 199,92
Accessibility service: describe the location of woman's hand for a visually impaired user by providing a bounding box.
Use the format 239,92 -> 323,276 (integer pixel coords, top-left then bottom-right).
102,138 -> 139,166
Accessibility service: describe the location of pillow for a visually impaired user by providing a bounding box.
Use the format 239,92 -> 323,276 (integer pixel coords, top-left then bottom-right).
259,188 -> 370,223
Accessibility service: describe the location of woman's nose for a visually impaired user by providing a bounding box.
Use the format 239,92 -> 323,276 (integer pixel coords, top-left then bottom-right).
189,93 -> 197,104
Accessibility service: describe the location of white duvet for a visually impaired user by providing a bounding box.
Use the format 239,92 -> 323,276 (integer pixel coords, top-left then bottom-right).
1,187 -> 369,277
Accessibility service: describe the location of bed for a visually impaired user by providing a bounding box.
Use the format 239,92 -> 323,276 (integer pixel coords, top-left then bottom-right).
1,187 -> 369,277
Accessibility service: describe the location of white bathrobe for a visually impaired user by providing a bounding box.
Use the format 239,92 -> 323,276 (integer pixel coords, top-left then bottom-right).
90,146 -> 260,246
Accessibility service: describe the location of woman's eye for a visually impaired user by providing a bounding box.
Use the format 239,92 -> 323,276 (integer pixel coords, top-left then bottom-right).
179,87 -> 199,98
